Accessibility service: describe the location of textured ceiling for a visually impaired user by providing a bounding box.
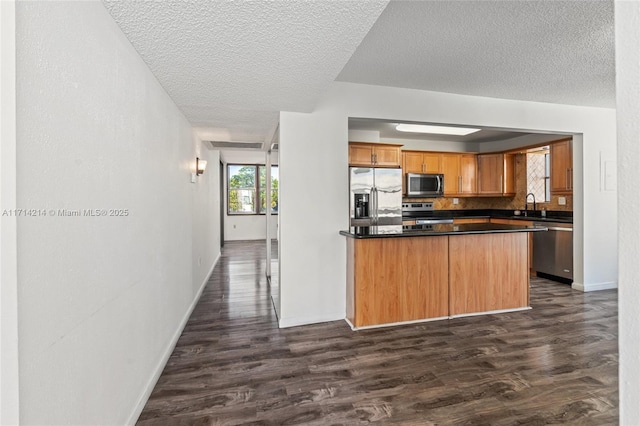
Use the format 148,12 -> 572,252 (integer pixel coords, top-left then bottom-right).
338,0 -> 615,108
103,0 -> 615,150
103,0 -> 389,145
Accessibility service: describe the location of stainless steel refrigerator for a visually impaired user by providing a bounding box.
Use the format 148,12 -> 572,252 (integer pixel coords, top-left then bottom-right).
349,167 -> 403,226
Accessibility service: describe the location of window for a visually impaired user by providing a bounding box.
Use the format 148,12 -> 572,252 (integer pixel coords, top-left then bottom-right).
259,165 -> 279,213
526,149 -> 550,203
228,164 -> 278,215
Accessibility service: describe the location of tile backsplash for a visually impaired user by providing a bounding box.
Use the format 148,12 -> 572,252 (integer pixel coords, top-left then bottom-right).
403,154 -> 573,212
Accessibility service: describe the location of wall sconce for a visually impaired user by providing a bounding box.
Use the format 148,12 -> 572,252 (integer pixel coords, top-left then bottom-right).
196,157 -> 207,175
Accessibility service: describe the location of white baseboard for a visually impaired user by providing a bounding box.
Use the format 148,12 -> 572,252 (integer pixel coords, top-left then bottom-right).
449,306 -> 531,319
572,281 -> 618,292
278,312 -> 345,328
126,252 -> 220,425
346,316 -> 449,331
344,307 -> 531,331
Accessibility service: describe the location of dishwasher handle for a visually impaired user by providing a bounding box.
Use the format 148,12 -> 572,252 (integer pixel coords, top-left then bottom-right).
533,222 -> 572,232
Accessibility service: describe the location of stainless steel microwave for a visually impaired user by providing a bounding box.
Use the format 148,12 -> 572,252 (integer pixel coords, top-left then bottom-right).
406,173 -> 444,197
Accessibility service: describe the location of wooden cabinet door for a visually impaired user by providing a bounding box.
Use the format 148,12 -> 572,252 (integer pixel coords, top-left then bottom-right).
477,153 -> 514,196
403,152 -> 425,173
503,154 -> 516,196
441,154 -> 461,195
373,145 -> 401,167
459,154 -> 477,195
423,153 -> 442,173
349,144 -> 373,166
477,154 -> 502,194
550,140 -> 572,194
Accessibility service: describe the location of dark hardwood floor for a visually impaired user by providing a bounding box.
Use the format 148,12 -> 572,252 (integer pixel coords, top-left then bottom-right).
137,240 -> 618,425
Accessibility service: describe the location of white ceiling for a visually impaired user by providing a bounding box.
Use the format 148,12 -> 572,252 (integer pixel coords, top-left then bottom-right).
340,0 -> 615,108
103,0 -> 615,150
103,0 -> 388,145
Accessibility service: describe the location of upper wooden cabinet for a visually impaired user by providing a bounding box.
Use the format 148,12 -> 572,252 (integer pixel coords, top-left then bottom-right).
441,153 -> 477,196
550,139 -> 573,194
349,142 -> 402,168
477,153 -> 515,196
402,151 -> 442,174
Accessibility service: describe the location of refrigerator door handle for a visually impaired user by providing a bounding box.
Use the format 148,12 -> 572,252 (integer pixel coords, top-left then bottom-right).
370,186 -> 376,224
372,187 -> 377,225
374,187 -> 379,225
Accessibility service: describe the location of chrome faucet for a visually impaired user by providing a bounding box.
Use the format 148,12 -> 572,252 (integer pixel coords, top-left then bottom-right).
525,193 -> 536,216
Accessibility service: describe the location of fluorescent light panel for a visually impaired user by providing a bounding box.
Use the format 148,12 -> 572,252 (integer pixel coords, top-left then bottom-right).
396,123 -> 481,136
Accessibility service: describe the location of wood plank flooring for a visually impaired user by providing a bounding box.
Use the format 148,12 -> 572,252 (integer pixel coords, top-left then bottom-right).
137,240 -> 618,425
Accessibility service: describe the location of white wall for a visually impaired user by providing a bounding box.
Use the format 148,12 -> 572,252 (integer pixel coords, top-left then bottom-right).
477,133 -> 571,153
16,2 -> 220,425
348,129 -> 475,152
279,82 -> 617,327
224,215 -> 277,241
0,1 -> 20,424
615,1 -> 640,422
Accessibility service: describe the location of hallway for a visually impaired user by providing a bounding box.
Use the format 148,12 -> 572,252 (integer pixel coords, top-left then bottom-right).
137,241 -> 618,425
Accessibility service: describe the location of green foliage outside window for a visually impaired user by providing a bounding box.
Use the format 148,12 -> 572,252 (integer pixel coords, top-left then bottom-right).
228,164 -> 278,214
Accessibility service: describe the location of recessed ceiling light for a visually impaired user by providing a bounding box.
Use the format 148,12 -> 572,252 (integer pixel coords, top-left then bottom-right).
396,124 -> 481,136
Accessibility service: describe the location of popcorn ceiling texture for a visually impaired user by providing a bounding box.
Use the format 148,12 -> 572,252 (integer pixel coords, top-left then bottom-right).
102,0 -> 389,143
339,0 -> 614,108
405,154 -> 573,212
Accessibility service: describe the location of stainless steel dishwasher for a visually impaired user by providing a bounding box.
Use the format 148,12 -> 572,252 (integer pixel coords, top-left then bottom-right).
532,221 -> 573,281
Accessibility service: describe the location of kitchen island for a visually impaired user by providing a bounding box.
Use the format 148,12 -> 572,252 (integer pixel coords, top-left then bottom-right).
340,223 -> 546,329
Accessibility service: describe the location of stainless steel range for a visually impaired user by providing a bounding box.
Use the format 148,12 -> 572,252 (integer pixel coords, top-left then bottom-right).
402,202 -> 454,225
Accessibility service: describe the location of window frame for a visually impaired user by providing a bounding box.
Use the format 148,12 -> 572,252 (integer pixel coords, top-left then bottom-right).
227,163 -> 279,216
525,150 -> 550,204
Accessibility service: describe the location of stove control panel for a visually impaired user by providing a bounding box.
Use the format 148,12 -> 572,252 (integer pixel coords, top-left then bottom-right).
402,202 -> 434,212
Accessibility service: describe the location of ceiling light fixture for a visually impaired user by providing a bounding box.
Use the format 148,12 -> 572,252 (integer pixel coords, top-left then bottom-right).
396,124 -> 481,136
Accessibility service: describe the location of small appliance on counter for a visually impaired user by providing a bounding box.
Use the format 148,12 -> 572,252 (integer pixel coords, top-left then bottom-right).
350,167 -> 402,227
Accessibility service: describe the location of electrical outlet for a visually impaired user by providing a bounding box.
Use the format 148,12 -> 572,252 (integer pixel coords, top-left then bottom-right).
453,198 -> 459,205
558,197 -> 566,205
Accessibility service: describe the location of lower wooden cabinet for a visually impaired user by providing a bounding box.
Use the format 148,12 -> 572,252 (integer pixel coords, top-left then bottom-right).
490,218 -> 534,273
346,237 -> 449,327
448,233 -> 529,316
346,232 -> 531,328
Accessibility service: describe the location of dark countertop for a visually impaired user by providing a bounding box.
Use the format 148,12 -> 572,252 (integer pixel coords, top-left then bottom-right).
402,209 -> 573,224
340,223 -> 548,239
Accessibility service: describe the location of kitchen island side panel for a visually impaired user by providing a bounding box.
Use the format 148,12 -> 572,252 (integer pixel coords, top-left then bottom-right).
351,236 -> 448,327
449,233 -> 529,316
